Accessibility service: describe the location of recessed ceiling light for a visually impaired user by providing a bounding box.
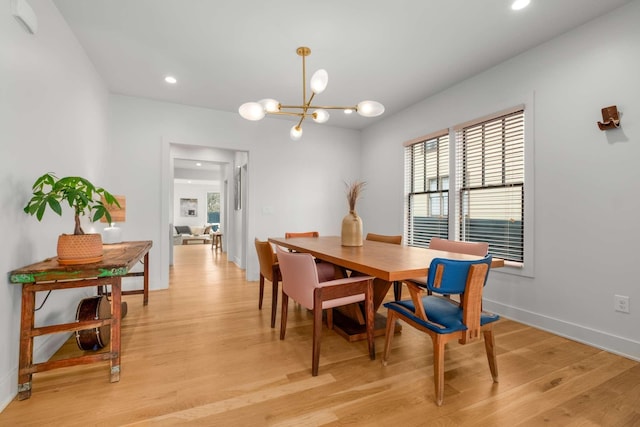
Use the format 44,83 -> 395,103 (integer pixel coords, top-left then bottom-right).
196,162 -> 202,167
511,0 -> 530,10
164,76 -> 177,84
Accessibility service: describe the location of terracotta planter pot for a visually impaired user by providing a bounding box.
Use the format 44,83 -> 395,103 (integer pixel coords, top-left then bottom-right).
57,233 -> 104,265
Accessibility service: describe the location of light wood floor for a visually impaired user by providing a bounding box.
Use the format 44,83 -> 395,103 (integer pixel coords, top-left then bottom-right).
2,245 -> 639,426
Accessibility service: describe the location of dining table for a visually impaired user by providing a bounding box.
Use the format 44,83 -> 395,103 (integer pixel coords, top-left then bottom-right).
268,236 -> 504,341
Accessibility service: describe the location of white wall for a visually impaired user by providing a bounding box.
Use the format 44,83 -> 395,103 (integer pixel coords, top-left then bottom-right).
173,182 -> 220,229
0,0 -> 111,410
360,1 -> 640,360
108,94 -> 363,291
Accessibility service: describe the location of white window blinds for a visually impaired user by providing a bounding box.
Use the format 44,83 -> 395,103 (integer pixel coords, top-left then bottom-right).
404,132 -> 449,247
455,110 -> 524,263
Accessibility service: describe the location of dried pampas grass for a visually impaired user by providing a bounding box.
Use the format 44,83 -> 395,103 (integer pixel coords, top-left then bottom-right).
345,180 -> 366,211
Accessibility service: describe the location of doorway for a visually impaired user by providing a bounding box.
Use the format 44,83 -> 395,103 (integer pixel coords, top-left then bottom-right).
162,141 -> 248,288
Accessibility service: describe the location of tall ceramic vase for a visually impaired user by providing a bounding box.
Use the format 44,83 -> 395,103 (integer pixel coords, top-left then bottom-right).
341,210 -> 363,247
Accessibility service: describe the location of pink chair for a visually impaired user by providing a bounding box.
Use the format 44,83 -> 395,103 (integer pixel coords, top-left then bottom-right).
276,246 -> 376,376
429,237 -> 489,257
284,231 -> 335,282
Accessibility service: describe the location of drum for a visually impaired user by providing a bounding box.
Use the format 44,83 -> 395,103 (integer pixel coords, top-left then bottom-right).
75,295 -> 111,351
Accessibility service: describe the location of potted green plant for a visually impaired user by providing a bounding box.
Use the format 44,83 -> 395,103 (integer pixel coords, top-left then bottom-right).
24,172 -> 120,264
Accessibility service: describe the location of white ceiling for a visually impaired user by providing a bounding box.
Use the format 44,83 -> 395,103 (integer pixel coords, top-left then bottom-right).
173,159 -> 222,185
53,0 -> 632,130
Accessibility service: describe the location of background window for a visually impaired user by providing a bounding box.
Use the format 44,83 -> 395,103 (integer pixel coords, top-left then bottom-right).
207,192 -> 220,224
404,133 -> 449,247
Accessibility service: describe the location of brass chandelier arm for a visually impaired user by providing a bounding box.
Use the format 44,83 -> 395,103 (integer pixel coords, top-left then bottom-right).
267,111 -> 307,117
301,47 -> 308,106
279,105 -> 358,111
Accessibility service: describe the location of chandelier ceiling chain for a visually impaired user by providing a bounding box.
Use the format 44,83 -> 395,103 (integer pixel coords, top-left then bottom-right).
239,46 -> 384,140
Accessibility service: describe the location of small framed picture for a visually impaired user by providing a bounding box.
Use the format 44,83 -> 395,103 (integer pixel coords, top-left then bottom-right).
180,198 -> 198,217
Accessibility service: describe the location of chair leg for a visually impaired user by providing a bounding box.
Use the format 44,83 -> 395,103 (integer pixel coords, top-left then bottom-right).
365,279 -> 375,360
270,278 -> 279,328
382,310 -> 397,365
312,305 -> 323,376
326,308 -> 333,329
258,275 -> 265,309
433,335 -> 445,406
279,292 -> 289,340
483,329 -> 499,382
393,281 -> 402,301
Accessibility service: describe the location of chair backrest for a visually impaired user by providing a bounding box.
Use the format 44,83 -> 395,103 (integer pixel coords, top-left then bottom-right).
275,246 -> 319,310
285,231 -> 319,238
426,256 -> 493,296
255,238 -> 277,281
366,233 -> 402,245
429,237 -> 488,256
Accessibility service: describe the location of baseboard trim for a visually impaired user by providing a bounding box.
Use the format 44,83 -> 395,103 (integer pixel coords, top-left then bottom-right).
484,299 -> 640,362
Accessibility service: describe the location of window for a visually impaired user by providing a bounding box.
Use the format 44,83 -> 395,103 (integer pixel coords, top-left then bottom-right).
207,192 -> 220,224
456,109 -> 524,263
404,132 -> 449,247
404,107 -> 526,266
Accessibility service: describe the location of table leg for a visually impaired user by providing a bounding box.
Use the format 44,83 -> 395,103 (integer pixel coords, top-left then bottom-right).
143,252 -> 149,306
332,278 -> 401,341
17,286 -> 35,400
110,278 -> 122,383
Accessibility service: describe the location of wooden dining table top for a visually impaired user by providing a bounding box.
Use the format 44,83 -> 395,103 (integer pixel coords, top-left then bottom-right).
268,236 -> 504,282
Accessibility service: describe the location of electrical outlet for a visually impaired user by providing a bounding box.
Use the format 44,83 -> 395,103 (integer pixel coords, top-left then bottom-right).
614,295 -> 630,313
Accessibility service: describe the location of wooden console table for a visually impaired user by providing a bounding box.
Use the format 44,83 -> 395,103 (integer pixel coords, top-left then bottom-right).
9,240 -> 152,400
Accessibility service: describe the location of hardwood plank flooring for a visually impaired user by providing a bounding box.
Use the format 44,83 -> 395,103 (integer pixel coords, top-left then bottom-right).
1,245 -> 638,426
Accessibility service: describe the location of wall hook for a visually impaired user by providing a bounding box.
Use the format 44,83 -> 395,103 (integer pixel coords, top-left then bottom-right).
597,105 -> 620,130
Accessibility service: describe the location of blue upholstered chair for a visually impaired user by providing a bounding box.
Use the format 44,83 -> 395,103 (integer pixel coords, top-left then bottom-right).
396,237 -> 489,300
382,255 -> 498,406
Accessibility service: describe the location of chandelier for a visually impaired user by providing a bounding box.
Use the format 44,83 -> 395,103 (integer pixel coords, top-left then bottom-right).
238,46 -> 385,140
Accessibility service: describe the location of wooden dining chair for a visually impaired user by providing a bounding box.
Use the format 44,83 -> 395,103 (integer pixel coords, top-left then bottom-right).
276,246 -> 375,376
365,232 -> 402,245
254,238 -> 281,328
397,237 -> 489,300
363,233 -> 403,303
285,231 -> 320,238
382,255 -> 498,406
